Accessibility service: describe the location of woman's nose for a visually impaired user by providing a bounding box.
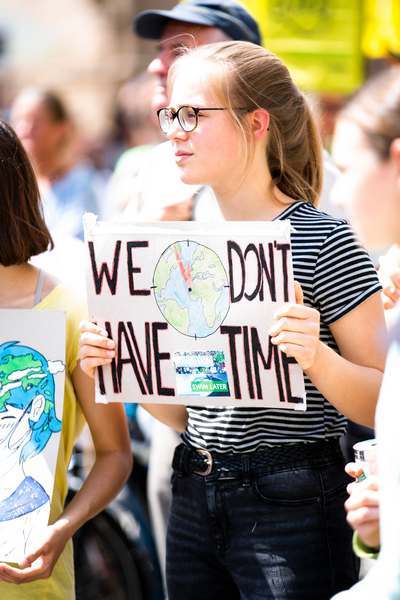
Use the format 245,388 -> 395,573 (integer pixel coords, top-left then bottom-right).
166,117 -> 188,141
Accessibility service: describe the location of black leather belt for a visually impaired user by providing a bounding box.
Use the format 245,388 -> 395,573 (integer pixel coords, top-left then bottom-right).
172,439 -> 343,477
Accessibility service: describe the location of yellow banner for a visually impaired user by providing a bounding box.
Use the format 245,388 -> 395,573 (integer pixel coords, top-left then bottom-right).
362,0 -> 400,58
243,0 -> 363,94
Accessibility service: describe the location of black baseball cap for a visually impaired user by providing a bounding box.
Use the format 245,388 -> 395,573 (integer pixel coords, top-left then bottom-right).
134,0 -> 262,46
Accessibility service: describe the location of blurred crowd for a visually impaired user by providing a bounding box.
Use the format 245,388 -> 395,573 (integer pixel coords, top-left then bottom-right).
1,1 -> 400,599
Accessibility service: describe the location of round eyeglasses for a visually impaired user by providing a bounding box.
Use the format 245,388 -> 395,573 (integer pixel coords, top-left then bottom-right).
157,106 -> 228,134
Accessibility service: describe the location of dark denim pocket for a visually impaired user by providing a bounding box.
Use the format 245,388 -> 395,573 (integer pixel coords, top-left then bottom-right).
253,466 -> 321,507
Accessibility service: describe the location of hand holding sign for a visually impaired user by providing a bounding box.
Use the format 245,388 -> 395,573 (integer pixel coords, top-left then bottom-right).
79,321 -> 115,379
0,520 -> 70,584
269,281 -> 321,371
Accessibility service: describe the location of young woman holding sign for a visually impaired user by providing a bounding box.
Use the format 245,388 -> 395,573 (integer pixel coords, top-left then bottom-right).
0,119 -> 132,599
79,42 -> 386,600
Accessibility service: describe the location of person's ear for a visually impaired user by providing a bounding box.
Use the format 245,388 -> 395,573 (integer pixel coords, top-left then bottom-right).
29,394 -> 45,423
249,108 -> 270,139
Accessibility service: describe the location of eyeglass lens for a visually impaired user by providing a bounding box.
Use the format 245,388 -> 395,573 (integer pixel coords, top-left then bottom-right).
178,107 -> 197,131
159,106 -> 197,133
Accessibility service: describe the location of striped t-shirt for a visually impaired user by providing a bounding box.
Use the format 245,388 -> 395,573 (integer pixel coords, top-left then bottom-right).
183,201 -> 382,453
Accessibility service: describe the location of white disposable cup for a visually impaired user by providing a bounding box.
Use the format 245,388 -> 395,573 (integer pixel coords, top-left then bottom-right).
353,438 -> 377,481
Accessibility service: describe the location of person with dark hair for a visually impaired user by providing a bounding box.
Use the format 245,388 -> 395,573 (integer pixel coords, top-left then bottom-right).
80,41 -> 386,599
0,119 -> 132,600
0,122 -> 54,265
10,88 -> 104,241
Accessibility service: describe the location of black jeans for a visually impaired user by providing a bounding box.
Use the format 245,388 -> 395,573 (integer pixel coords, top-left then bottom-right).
166,441 -> 359,600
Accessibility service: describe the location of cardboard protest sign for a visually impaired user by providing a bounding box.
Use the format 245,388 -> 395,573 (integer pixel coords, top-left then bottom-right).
84,215 -> 305,410
0,310 -> 65,562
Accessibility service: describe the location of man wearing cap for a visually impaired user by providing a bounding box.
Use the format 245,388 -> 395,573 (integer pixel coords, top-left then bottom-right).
136,0 -> 261,111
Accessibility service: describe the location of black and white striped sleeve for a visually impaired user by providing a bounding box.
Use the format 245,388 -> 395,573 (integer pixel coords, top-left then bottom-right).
312,221 -> 382,324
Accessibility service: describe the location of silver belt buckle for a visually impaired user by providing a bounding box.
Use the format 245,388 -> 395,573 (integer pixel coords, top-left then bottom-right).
194,448 -> 213,476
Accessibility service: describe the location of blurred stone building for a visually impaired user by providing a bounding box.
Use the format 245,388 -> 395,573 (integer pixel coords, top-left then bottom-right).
0,0 -> 173,140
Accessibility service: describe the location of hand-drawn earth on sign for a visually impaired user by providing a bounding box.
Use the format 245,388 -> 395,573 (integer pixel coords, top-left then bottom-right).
152,240 -> 230,338
0,340 -> 64,561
